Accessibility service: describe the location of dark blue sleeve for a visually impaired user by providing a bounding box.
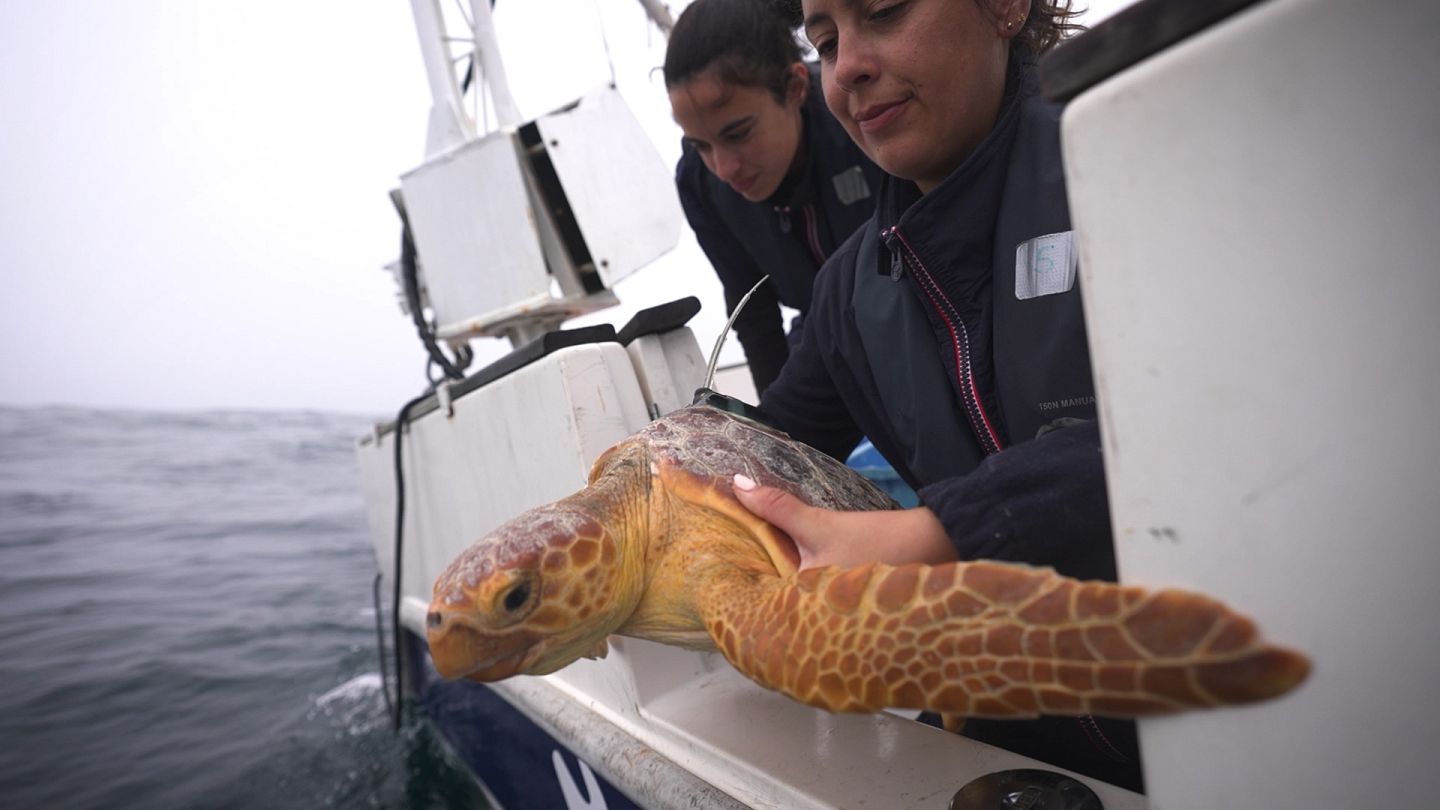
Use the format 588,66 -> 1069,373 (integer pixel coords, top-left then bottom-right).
758,249 -> 865,461
676,160 -> 789,394
917,419 -> 1118,582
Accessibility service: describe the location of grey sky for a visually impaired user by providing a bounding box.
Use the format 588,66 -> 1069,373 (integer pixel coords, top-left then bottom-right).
0,0 -> 1128,417
2,2 -> 439,415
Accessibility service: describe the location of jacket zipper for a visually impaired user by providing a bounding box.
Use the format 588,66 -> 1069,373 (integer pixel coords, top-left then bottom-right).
798,204 -> 825,267
887,228 -> 1119,763
881,226 -> 1004,456
775,204 -> 827,268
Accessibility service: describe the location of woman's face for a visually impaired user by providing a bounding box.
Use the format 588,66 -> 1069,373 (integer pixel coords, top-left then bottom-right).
803,0 -> 1024,193
669,64 -> 808,202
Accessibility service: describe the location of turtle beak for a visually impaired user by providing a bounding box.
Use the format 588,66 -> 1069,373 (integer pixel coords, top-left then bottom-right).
425,606 -> 542,681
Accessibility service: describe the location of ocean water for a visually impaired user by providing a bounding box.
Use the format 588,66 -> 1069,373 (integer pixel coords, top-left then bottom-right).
0,405 -> 489,809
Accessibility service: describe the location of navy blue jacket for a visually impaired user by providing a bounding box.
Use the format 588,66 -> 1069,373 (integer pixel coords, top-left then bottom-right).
676,64 -> 884,395
759,65 -> 1108,579
758,63 -> 1141,790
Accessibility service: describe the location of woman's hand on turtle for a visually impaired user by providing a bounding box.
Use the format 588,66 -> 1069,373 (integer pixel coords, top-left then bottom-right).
732,474 -> 957,570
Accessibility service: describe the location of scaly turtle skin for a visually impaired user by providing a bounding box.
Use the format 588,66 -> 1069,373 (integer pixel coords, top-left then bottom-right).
427,406 -> 1309,719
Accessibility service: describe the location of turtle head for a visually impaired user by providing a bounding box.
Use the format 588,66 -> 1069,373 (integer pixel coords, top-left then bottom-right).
425,495 -> 641,682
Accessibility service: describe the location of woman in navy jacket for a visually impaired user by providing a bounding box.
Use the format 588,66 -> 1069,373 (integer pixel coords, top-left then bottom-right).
734,0 -> 1144,792
665,0 -> 884,395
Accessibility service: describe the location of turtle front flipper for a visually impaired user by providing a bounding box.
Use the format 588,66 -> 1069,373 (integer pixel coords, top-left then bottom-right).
695,560 -> 1310,719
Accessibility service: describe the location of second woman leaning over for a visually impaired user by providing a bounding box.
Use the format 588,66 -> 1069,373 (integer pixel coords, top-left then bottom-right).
664,0 -> 884,396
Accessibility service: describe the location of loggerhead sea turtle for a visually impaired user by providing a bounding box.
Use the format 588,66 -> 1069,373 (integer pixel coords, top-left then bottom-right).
426,405 -> 1309,720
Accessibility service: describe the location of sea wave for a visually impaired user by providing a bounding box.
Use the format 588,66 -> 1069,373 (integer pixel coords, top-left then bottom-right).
317,671 -> 384,709
0,405 -> 476,809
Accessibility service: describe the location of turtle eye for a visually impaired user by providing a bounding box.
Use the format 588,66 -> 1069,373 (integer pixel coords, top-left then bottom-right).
503,581 -> 532,613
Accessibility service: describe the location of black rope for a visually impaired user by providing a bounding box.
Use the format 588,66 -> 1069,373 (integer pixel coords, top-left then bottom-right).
380,192 -> 475,730
387,392 -> 433,731
399,219 -> 468,383
372,571 -> 396,722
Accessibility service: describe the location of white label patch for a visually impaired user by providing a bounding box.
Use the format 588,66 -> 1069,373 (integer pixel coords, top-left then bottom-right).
1014,231 -> 1077,300
832,166 -> 871,206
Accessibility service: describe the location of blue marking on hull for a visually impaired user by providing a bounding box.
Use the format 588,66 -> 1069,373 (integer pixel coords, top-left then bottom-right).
405,632 -> 642,810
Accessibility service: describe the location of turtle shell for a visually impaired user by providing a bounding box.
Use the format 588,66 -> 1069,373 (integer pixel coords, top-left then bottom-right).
626,406 -> 898,511
597,405 -> 900,576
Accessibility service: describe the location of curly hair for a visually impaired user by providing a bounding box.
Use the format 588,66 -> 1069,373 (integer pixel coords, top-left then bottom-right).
765,0 -> 1084,58
1017,0 -> 1086,55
